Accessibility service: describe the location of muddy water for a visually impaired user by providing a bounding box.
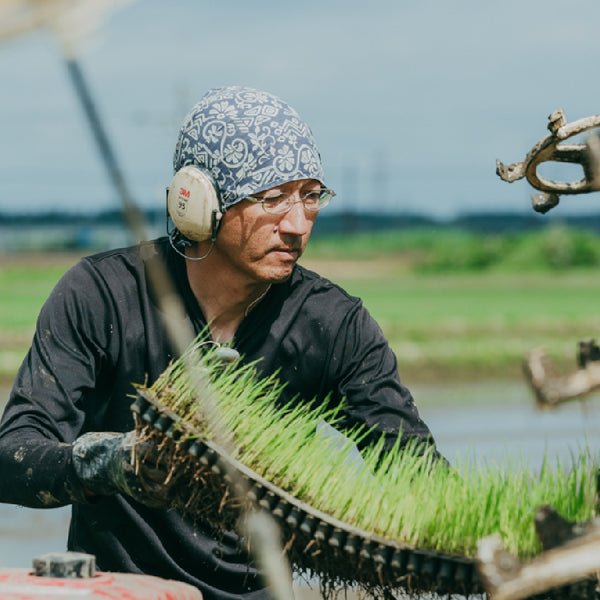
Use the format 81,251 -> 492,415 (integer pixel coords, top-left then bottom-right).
0,385 -> 72,568
415,379 -> 600,469
1,380 -> 600,570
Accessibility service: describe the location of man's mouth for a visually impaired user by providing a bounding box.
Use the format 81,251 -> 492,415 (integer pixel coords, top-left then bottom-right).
269,247 -> 301,260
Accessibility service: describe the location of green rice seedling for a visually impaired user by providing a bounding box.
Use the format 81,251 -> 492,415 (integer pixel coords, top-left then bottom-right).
138,337 -> 598,566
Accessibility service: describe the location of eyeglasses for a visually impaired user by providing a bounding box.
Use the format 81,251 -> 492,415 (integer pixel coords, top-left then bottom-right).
245,187 -> 335,215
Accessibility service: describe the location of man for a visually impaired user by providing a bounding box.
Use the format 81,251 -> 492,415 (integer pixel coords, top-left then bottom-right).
0,86 -> 441,599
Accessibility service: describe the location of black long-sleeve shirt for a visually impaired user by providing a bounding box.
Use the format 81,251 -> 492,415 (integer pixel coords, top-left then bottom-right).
0,237 -> 439,599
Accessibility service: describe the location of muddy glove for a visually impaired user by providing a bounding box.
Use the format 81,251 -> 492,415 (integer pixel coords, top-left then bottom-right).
72,431 -> 179,508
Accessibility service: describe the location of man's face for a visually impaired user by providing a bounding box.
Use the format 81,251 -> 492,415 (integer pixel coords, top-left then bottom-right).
214,178 -> 321,284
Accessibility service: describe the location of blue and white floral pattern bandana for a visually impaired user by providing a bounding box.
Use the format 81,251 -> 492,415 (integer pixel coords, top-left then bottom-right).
172,86 -> 325,209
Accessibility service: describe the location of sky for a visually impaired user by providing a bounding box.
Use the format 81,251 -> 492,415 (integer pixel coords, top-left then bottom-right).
2,0 -> 600,219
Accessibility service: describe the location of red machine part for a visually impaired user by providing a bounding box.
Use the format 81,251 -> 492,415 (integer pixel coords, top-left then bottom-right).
0,568 -> 203,599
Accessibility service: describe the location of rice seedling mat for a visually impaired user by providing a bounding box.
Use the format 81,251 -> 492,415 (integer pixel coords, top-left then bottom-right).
130,389 -> 596,599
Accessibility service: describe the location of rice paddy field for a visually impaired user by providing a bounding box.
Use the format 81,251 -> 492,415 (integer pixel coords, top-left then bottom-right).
3,226 -> 600,388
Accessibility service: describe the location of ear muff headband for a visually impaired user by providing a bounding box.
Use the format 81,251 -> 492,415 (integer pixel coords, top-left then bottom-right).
167,165 -> 223,242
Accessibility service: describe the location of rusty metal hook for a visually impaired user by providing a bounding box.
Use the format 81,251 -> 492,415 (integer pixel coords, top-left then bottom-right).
496,109 -> 600,213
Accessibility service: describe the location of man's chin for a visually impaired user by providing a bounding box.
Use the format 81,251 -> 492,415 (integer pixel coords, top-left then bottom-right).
267,271 -> 294,284
261,263 -> 296,283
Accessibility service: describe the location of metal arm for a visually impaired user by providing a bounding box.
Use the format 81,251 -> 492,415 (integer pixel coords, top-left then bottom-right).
497,109 -> 600,213
523,340 -> 600,409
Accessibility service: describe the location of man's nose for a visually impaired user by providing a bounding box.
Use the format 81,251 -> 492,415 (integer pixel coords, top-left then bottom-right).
277,199 -> 312,235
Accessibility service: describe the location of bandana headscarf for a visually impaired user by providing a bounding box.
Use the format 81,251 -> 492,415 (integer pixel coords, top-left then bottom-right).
172,86 -> 325,209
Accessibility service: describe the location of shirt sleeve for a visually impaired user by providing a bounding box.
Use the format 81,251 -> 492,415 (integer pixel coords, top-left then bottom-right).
329,302 -> 442,459
0,259 -> 116,507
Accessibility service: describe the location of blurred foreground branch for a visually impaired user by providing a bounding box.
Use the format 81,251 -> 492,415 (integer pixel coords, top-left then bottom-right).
62,28 -> 295,600
477,505 -> 600,600
0,0 -> 136,53
478,533 -> 600,600
523,340 -> 600,409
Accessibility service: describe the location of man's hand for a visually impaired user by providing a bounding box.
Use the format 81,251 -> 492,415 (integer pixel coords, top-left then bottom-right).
72,431 -> 179,508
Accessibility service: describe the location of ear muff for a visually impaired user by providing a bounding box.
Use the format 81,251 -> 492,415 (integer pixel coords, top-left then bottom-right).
167,165 -> 223,242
